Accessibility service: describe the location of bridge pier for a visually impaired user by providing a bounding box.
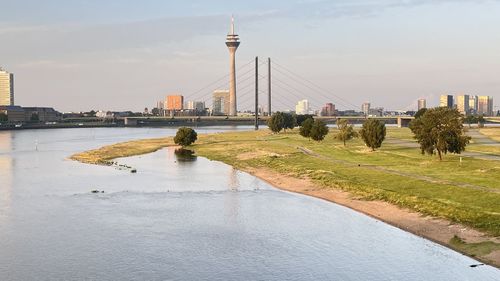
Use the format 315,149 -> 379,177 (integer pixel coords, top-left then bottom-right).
397,117 -> 412,128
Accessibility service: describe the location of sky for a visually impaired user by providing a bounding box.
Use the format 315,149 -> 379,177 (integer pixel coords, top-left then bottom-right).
1,0 -> 499,112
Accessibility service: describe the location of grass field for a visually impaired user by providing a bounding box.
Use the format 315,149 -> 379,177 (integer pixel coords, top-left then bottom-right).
480,128 -> 500,142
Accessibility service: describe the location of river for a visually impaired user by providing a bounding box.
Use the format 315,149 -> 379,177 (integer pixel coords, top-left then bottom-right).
0,127 -> 499,280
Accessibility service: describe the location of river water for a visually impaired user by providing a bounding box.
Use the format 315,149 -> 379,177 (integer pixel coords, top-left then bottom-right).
0,127 -> 499,281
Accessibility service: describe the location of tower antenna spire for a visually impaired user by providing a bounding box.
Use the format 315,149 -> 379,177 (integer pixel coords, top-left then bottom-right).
231,15 -> 235,35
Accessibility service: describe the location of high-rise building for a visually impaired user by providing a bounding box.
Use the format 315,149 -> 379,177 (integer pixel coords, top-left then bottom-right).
361,102 -> 370,115
226,16 -> 240,116
0,68 -> 14,106
320,103 -> 335,116
417,99 -> 426,111
478,96 -> 494,116
186,101 -> 205,111
166,95 -> 184,111
213,90 -> 230,115
469,95 -> 478,114
295,100 -> 310,115
456,95 -> 470,115
439,95 -> 453,108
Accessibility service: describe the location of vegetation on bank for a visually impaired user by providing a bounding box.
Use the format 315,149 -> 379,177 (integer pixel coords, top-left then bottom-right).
70,137 -> 175,164
450,235 -> 500,258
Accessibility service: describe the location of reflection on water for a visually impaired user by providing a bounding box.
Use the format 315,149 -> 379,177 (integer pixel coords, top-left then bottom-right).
174,148 -> 197,162
0,128 -> 499,281
0,132 -> 13,223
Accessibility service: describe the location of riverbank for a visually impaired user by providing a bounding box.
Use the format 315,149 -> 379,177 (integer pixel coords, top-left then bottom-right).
71,128 -> 500,267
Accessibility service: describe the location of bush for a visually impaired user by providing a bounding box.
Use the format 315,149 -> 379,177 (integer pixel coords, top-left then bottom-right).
299,117 -> 314,138
359,119 -> 386,151
310,119 -> 329,141
174,127 -> 198,147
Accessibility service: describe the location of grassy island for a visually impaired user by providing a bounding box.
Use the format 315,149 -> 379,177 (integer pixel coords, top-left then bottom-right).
71,127 -> 500,267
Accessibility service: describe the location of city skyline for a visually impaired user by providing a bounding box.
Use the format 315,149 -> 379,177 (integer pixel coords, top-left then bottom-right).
1,1 -> 500,112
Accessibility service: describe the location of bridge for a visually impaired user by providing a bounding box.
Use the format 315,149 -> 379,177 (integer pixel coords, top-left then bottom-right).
124,115 -> 415,128
142,57 -> 421,129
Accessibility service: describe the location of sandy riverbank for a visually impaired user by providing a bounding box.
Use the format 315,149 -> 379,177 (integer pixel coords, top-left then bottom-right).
240,167 -> 500,268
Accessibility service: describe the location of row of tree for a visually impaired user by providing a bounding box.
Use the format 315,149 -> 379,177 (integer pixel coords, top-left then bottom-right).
267,112 -> 387,151
173,107 -> 471,161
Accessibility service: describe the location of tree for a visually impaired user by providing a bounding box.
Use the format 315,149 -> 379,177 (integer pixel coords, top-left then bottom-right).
283,113 -> 297,132
409,107 -> 470,160
334,119 -> 358,146
296,114 -> 315,126
267,112 -> 285,133
151,107 -> 160,116
414,108 -> 428,119
359,119 -> 386,151
309,119 -> 329,141
174,127 -> 198,147
299,117 -> 314,138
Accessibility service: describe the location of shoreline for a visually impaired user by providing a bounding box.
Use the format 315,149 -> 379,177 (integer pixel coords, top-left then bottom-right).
237,167 -> 499,268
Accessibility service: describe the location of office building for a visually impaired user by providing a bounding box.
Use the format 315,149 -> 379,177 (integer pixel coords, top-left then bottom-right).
478,96 -> 494,116
186,101 -> 205,112
295,100 -> 311,115
0,68 -> 14,106
417,99 -> 426,111
456,95 -> 470,115
361,102 -> 370,115
440,95 -> 453,108
213,90 -> 230,115
166,95 -> 184,111
469,95 -> 478,114
320,103 -> 335,116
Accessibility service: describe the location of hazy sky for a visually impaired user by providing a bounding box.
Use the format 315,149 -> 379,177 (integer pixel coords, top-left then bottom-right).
1,0 -> 499,112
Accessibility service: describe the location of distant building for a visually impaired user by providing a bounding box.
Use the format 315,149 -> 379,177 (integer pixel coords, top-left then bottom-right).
456,95 -> 470,115
368,107 -> 384,117
166,95 -> 184,111
295,100 -> 311,115
22,107 -> 60,122
0,68 -> 14,106
478,96 -> 494,116
361,102 -> 370,116
0,106 -> 60,122
320,103 -> 335,116
0,105 -> 24,122
417,99 -> 426,111
469,95 -> 478,115
440,95 -> 453,108
186,101 -> 205,112
213,90 -> 230,115
96,111 -> 115,119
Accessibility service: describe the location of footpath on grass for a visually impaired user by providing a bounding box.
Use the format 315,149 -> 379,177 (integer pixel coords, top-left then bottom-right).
71,128 -> 500,268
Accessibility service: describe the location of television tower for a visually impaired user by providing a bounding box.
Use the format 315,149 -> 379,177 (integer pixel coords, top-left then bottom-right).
226,16 -> 240,116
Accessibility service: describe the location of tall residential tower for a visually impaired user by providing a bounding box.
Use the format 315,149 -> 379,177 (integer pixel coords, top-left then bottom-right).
0,68 -> 14,106
226,16 -> 240,116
